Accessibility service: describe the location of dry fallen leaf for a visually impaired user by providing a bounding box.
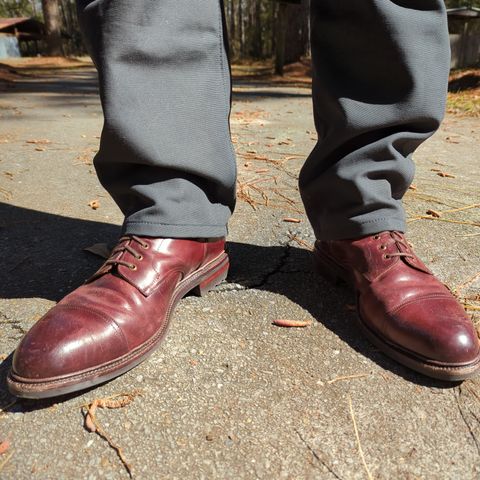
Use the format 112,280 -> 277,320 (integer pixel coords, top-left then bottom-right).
35,147 -> 46,152
272,319 -> 312,328
88,199 -> 100,210
83,243 -> 111,259
283,217 -> 301,223
0,440 -> 10,455
436,172 -> 456,178
408,184 -> 417,191
26,139 -> 51,145
426,209 -> 441,218
84,403 -> 97,433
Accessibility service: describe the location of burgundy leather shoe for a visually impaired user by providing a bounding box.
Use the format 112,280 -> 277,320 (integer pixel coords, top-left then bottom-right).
8,236 -> 229,398
314,231 -> 480,381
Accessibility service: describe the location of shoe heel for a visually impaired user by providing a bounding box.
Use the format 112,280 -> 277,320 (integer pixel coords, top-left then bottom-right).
191,258 -> 229,297
313,249 -> 351,286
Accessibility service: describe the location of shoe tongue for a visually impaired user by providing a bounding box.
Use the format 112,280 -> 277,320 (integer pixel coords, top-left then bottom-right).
86,239 -> 132,283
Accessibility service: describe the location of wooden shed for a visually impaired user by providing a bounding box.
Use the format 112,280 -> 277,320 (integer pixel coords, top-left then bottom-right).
447,7 -> 480,69
0,17 -> 45,58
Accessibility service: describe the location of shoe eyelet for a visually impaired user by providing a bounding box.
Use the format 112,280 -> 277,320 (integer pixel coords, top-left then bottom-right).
380,245 -> 386,250
137,255 -> 143,261
129,264 -> 137,271
142,243 -> 149,249
383,254 -> 390,260
373,235 -> 380,240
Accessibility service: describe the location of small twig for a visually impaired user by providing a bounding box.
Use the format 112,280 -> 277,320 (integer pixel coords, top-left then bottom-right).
272,188 -> 298,206
348,396 -> 374,480
454,271 -> 480,297
456,232 -> 480,238
0,452 -> 13,473
83,406 -> 133,478
463,304 -> 480,311
407,216 -> 480,227
81,391 -> 142,478
287,233 -> 313,251
405,191 -> 460,208
441,204 -> 480,215
327,373 -> 370,385
410,203 -> 480,222
78,390 -> 142,410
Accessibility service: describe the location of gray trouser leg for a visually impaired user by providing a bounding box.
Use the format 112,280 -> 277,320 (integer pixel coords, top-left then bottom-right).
76,0 -> 236,238
300,0 -> 450,240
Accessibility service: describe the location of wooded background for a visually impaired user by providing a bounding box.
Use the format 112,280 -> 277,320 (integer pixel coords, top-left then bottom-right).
0,0 -> 479,64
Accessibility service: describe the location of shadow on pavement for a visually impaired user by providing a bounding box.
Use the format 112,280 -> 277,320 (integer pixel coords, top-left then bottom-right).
232,86 -> 311,99
0,203 -> 457,411
0,70 -> 99,96
448,72 -> 480,92
0,203 -> 120,302
1,67 -> 311,101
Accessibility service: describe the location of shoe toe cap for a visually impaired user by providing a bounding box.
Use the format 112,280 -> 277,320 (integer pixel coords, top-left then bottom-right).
11,305 -> 128,381
392,296 -> 480,365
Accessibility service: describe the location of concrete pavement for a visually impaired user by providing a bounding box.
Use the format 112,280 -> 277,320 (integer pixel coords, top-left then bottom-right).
0,66 -> 479,479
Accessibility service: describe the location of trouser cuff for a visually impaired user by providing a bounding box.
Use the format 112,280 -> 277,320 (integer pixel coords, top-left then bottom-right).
123,221 -> 228,239
315,217 -> 406,241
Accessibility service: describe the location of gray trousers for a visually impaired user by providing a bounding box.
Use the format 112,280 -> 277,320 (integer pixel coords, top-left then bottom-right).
76,0 -> 450,240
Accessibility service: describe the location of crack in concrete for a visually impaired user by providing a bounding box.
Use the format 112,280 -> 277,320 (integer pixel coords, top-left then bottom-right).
294,428 -> 344,479
455,386 -> 480,457
219,238 -> 303,292
0,312 -> 27,339
247,244 -> 292,289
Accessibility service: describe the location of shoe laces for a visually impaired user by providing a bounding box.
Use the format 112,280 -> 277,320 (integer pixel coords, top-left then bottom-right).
373,232 -> 415,260
105,235 -> 149,271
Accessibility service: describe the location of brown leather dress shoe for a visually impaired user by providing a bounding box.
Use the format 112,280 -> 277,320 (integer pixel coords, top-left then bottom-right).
8,236 -> 229,398
314,231 -> 480,381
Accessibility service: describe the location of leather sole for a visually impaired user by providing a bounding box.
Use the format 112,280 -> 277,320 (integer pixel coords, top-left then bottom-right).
7,252 -> 229,399
313,247 -> 480,382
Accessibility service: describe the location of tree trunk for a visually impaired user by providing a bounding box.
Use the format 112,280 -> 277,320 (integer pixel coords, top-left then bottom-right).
229,0 -> 236,53
238,0 -> 243,57
41,0 -> 63,56
251,0 -> 262,58
284,0 -> 309,64
275,3 -> 288,75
